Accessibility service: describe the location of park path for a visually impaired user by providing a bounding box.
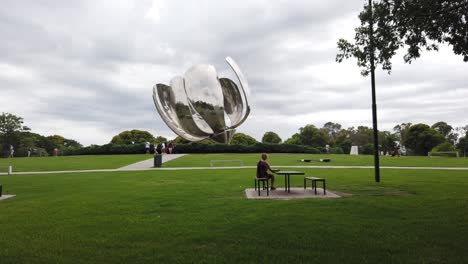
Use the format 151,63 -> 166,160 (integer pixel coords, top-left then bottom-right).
3,164 -> 468,176
117,154 -> 186,170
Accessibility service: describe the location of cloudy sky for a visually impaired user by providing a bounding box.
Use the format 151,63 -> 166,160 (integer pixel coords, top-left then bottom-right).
1,0 -> 467,146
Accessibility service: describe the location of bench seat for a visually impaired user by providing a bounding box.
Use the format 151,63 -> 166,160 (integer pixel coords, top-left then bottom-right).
254,177 -> 270,196
304,177 -> 326,195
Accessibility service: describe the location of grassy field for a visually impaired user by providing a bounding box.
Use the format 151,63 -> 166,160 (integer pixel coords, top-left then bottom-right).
1,153 -> 467,173
1,166 -> 468,263
164,153 -> 468,168
0,154 -> 152,172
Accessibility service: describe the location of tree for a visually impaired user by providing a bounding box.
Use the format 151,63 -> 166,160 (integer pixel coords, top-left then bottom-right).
284,133 -> 302,145
173,136 -> 189,144
110,130 -> 156,144
0,112 -> 29,156
393,123 -> 412,147
432,142 -> 456,152
154,136 -> 168,144
337,0 -> 468,75
64,139 -> 82,148
431,121 -> 458,144
296,124 -> 330,148
334,130 -> 352,154
47,135 -> 65,148
405,124 -> 445,155
348,126 -> 374,146
262,131 -> 282,144
457,135 -> 468,157
378,131 -> 398,154
230,133 -> 257,145
321,122 -> 342,144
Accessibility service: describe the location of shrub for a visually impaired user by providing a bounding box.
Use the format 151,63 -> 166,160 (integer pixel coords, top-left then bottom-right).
431,142 -> 456,152
330,147 -> 344,154
59,143 -> 320,156
60,144 -> 145,156
360,144 -> 374,155
174,143 -> 320,154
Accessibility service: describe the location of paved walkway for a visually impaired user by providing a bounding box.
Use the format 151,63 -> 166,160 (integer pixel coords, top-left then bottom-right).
245,187 -> 340,199
118,154 -> 186,170
0,194 -> 16,201
3,164 -> 468,176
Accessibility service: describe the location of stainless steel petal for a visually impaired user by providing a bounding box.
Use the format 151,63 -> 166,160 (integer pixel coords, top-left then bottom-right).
219,78 -> 244,126
184,64 -> 226,134
225,57 -> 250,128
210,129 -> 236,144
169,77 -> 213,136
152,82 -> 207,142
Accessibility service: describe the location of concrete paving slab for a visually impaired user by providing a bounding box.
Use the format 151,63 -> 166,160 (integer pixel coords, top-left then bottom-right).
245,187 -> 340,200
118,154 -> 186,170
0,194 -> 16,201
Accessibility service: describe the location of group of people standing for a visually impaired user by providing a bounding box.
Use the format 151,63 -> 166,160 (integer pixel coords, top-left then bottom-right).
145,142 -> 176,154
6,145 -> 46,158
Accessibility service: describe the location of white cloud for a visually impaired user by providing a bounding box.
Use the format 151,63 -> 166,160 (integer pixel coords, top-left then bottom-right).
1,0 -> 467,146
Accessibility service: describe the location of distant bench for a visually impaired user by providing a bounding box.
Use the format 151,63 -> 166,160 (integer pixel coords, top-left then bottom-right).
210,160 -> 243,167
304,177 -> 326,195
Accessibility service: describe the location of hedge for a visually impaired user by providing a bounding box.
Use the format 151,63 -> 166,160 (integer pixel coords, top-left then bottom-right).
59,143 -> 320,156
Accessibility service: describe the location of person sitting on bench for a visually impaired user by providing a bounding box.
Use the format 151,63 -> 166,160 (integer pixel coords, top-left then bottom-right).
257,153 -> 276,190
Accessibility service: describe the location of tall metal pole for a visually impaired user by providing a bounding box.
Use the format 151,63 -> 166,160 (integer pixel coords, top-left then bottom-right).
369,0 -> 380,182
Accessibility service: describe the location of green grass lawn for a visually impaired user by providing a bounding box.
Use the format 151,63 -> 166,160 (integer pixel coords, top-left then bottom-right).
164,153 -> 468,168
1,167 -> 467,263
1,153 -> 467,173
0,154 -> 152,172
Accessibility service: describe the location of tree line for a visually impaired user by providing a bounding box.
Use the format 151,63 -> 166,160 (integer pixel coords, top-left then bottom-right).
228,122 -> 468,157
2,112 -> 468,157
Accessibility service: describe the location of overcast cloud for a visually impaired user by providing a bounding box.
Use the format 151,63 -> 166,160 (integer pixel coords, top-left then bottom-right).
1,0 -> 467,146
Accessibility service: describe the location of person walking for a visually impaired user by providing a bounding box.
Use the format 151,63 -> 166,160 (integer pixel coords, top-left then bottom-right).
9,145 -> 14,158
145,142 -> 150,154
168,142 -> 173,154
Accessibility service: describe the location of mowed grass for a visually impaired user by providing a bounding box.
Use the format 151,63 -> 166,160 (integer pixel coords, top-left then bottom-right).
164,153 -> 468,168
0,154 -> 152,172
1,168 -> 468,263
1,153 -> 467,173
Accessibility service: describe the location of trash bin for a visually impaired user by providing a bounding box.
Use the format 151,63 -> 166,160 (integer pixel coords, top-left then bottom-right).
154,154 -> 162,168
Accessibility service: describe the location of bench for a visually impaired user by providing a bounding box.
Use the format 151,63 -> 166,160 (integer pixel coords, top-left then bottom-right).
304,177 -> 326,195
254,177 -> 270,196
210,160 -> 243,167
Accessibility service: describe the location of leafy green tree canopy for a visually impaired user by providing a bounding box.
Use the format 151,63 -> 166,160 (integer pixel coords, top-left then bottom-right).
44,135 -> 82,149
0,112 -> 29,152
47,135 -> 65,147
457,134 -> 468,157
393,123 -> 412,147
321,122 -> 342,143
337,0 -> 468,75
230,133 -> 257,145
154,136 -> 168,144
262,131 -> 282,144
284,133 -> 301,145
348,126 -> 374,146
432,121 -> 458,144
297,124 -> 330,148
110,130 -> 156,144
405,123 -> 445,155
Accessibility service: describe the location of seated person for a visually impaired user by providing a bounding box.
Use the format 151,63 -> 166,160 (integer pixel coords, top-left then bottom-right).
256,153 -> 276,190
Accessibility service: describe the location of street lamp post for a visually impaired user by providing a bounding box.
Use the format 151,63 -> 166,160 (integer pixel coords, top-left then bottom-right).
368,0 -> 380,183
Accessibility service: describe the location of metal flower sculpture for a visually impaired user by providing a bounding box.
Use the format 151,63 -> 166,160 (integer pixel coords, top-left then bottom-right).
152,57 -> 250,144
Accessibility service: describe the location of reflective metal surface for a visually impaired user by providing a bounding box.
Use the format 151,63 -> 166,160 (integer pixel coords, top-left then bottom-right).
152,57 -> 250,144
